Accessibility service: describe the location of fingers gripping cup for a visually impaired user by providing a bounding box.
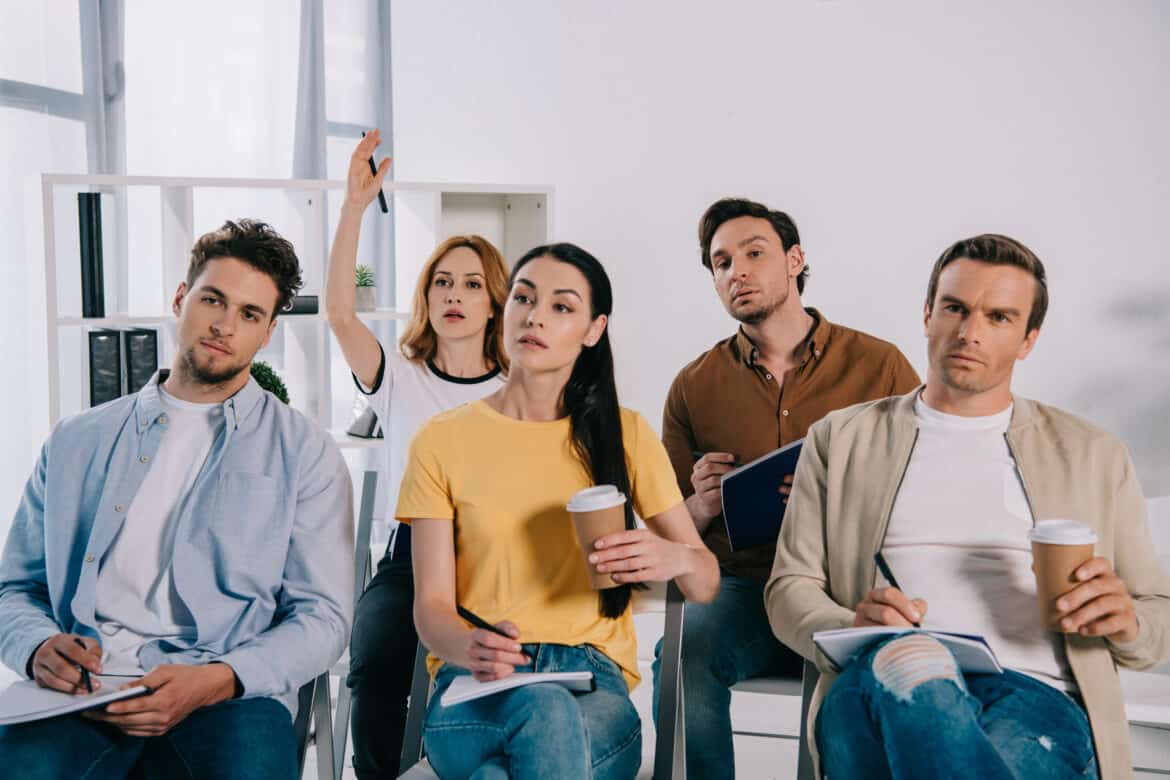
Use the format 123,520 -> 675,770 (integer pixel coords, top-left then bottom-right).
1029,519 -> 1098,630
568,485 -> 628,590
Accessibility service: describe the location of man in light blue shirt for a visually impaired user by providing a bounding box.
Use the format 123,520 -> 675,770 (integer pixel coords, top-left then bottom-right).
0,220 -> 354,779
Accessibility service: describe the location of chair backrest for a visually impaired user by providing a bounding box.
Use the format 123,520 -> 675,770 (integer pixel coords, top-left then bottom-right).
293,675 -> 319,773
1148,496 -> 1170,571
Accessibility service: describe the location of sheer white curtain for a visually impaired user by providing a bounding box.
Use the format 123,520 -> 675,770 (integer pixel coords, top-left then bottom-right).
1,0 -> 393,545
0,1 -> 89,544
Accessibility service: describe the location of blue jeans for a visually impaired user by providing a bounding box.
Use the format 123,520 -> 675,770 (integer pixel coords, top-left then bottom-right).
817,634 -> 1099,779
424,643 -> 641,780
0,696 -> 295,779
651,574 -> 802,780
347,541 -> 417,779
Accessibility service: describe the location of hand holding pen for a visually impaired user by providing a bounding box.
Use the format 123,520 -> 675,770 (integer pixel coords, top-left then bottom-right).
457,605 -> 530,682
853,552 -> 928,628
345,130 -> 391,214
29,633 -> 101,694
688,450 -> 739,523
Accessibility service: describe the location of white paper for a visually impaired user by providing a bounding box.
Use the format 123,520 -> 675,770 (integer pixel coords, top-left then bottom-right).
440,671 -> 594,707
0,676 -> 150,725
812,627 -> 1003,675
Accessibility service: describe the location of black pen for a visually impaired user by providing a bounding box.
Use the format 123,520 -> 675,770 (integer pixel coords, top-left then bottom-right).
360,131 -> 389,213
73,638 -> 94,693
457,605 -> 511,639
874,552 -> 920,628
691,449 -> 742,468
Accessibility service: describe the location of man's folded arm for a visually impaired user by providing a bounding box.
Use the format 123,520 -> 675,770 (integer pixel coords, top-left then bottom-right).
219,440 -> 355,698
764,418 -> 854,669
0,441 -> 64,678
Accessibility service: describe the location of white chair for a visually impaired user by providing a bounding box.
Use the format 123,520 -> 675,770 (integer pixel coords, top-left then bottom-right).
651,581 -> 817,780
294,671 -> 335,780
324,470 -> 380,780
1124,496 -> 1170,776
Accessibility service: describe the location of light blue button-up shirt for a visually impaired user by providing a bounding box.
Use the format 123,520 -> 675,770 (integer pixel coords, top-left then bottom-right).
0,372 -> 354,717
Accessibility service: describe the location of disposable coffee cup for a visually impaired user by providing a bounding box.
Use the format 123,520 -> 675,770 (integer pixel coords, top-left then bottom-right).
568,485 -> 628,590
1028,519 -> 1098,630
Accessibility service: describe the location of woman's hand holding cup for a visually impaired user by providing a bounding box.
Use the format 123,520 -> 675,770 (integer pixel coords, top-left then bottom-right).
589,529 -> 696,584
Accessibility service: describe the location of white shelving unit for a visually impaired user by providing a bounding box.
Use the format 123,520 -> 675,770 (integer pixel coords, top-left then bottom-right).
42,174 -> 554,449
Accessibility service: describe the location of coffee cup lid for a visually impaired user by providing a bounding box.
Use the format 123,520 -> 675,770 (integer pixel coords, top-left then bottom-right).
1028,519 -> 1098,545
567,485 -> 627,512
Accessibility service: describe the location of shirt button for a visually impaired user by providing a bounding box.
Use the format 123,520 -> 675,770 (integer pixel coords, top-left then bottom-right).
158,414 -> 168,424
814,350 -> 821,357
85,555 -> 95,563
782,409 -> 790,417
765,373 -> 773,380
139,455 -> 150,463
114,504 -> 124,512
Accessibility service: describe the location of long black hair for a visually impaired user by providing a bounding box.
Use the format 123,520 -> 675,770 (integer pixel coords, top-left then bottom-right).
511,242 -> 642,619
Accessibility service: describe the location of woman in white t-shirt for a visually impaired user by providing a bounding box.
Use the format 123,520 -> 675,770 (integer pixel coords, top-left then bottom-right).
325,130 -> 509,779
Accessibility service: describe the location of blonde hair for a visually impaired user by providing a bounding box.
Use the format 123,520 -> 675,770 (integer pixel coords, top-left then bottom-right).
399,235 -> 510,372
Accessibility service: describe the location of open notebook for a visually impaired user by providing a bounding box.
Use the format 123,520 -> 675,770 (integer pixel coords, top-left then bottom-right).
0,677 -> 150,725
813,627 -> 1003,675
440,671 -> 594,707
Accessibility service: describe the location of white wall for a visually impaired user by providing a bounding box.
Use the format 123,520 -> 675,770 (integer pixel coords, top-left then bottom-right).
391,0 -> 1170,496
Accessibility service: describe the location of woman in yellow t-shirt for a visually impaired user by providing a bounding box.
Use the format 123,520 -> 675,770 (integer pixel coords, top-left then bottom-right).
398,242 -> 720,779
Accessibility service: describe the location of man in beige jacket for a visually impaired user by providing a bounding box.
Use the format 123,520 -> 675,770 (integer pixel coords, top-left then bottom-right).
765,233 -> 1170,779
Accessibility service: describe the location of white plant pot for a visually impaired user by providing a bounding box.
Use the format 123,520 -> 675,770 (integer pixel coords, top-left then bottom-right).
355,286 -> 376,312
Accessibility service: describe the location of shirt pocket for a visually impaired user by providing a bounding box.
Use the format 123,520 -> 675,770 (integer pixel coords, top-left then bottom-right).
1002,464 -> 1033,523
211,471 -> 284,540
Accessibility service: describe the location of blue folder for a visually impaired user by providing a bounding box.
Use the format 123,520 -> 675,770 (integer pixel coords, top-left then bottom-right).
719,439 -> 804,552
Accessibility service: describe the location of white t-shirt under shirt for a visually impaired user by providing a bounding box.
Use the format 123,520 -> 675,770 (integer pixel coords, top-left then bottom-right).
881,393 -> 1075,691
93,385 -> 221,674
357,346 -> 504,551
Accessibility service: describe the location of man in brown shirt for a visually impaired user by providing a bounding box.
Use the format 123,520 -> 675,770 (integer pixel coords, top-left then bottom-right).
653,197 -> 919,778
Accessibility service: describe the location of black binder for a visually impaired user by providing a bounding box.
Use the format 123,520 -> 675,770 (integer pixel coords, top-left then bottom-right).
78,193 -> 105,318
88,329 -> 122,406
122,328 -> 158,394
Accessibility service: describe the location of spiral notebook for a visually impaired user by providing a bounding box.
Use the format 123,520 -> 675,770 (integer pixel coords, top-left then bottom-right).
0,677 -> 150,725
440,671 -> 595,707
812,627 -> 1003,675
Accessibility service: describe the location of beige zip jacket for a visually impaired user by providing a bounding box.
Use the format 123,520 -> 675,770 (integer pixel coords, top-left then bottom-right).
765,388 -> 1170,779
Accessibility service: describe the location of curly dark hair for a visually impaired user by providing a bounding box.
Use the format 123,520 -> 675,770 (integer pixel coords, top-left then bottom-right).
185,219 -> 304,316
698,198 -> 809,294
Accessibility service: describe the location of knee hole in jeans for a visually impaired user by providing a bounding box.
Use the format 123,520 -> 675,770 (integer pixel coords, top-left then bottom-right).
871,634 -> 961,701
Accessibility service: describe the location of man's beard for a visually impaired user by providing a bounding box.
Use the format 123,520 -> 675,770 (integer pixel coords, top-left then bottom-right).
936,363 -> 994,394
179,346 -> 249,386
730,297 -> 781,326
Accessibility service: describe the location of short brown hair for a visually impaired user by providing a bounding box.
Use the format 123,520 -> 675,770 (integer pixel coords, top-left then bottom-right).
186,219 -> 304,316
698,198 -> 809,294
926,234 -> 1048,333
399,235 -> 510,372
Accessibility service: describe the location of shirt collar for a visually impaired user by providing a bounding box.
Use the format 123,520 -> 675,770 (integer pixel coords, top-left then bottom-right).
732,307 -> 831,368
135,369 -> 265,432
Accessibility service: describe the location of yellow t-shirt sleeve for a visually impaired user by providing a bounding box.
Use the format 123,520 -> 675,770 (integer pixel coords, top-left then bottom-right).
627,411 -> 685,521
395,422 -> 455,523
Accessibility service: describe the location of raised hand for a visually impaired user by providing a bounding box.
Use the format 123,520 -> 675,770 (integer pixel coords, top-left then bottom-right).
344,129 -> 392,211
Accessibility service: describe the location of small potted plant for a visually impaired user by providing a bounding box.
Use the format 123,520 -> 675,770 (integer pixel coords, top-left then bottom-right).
355,264 -> 376,312
251,360 -> 289,404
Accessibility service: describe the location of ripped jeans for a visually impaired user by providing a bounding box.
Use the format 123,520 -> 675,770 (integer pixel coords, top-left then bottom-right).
816,634 -> 1098,779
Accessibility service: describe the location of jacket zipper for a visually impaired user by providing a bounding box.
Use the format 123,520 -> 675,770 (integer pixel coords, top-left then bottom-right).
1003,432 -> 1039,527
871,427 -> 921,579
